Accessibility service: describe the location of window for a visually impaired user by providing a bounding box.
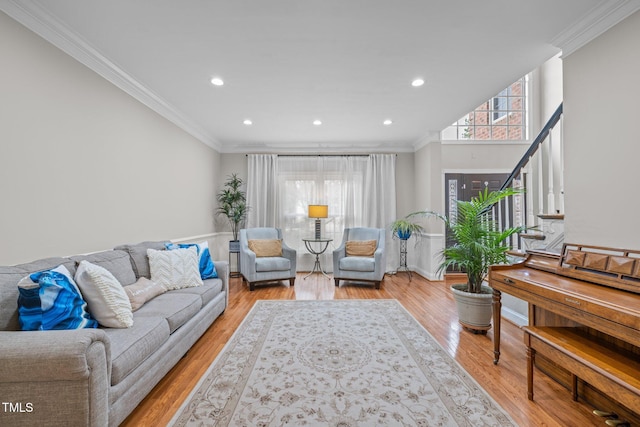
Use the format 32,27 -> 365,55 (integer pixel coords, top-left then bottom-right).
442,75 -> 528,141
277,156 -> 366,254
247,154 -> 396,271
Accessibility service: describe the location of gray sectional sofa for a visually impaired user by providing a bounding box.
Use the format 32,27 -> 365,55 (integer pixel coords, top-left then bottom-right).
0,241 -> 228,427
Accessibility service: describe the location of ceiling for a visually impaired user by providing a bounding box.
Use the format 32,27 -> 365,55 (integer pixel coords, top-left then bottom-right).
2,0 -> 639,153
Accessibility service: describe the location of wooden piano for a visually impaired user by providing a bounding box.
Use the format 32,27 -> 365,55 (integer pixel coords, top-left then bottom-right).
489,243 -> 640,422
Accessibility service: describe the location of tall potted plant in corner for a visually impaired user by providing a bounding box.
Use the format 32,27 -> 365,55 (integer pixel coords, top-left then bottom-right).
409,187 -> 524,333
216,173 -> 249,252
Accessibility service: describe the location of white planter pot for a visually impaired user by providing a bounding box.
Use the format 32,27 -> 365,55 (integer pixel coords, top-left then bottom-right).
450,283 -> 493,334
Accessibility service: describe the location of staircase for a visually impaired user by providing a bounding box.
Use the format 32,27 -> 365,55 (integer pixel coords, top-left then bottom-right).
496,103 -> 565,253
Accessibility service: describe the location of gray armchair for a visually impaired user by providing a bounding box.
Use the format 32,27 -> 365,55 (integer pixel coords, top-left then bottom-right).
333,227 -> 386,289
239,227 -> 297,291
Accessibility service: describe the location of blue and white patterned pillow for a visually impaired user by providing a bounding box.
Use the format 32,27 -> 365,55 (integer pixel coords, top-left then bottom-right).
165,241 -> 218,279
17,265 -> 98,331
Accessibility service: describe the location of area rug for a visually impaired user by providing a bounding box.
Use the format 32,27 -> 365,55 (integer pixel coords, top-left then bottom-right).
170,300 -> 516,426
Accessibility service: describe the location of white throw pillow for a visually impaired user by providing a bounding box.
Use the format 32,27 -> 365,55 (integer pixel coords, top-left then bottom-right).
74,260 -> 134,328
147,246 -> 203,290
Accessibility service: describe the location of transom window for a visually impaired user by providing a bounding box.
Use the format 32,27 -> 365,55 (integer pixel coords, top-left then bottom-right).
442,75 -> 528,141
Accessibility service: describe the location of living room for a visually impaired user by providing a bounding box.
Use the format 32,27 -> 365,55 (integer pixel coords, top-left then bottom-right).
1,2 -> 640,426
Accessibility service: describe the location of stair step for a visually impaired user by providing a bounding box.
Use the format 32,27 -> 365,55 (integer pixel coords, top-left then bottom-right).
520,233 -> 546,240
537,214 -> 564,220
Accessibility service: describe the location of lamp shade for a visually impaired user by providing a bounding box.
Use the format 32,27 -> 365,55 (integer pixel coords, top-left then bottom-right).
308,205 -> 328,219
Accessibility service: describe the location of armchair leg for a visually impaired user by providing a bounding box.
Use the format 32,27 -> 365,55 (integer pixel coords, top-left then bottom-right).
289,278 -> 295,287
334,279 -> 340,287
249,282 -> 255,291
375,281 -> 380,289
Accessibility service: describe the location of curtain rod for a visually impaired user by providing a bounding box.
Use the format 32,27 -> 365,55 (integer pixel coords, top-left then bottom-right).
245,154 -> 397,157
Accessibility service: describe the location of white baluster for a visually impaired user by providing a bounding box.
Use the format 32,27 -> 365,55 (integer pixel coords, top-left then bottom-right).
547,131 -> 555,214
557,114 -> 565,214
537,145 -> 544,216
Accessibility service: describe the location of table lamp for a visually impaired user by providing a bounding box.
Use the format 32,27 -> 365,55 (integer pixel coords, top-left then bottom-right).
308,205 -> 328,239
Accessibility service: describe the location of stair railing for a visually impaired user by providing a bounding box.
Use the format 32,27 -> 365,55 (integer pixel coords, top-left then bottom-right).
493,103 -> 564,251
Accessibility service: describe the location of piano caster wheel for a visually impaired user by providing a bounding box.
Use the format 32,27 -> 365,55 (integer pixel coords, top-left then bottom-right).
605,420 -> 629,427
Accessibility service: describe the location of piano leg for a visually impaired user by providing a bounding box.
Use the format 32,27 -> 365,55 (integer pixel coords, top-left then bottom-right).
492,289 -> 502,364
526,345 -> 535,400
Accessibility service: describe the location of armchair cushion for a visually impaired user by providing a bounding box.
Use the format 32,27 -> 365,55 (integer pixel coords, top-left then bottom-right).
346,240 -> 377,257
339,257 -> 376,272
248,239 -> 283,257
256,257 -> 291,272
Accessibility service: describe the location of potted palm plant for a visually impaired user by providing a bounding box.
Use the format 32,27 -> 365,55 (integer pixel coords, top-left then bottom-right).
216,173 -> 249,252
409,187 -> 524,333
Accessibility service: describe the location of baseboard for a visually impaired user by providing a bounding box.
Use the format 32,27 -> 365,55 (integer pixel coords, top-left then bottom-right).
501,306 -> 528,327
412,266 -> 443,281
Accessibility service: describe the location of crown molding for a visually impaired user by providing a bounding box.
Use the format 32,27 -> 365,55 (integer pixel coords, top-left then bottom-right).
219,140 -> 416,154
0,0 -> 222,151
412,131 -> 440,151
551,0 -> 640,57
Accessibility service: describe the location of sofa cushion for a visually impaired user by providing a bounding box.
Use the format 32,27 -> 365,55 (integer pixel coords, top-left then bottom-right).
339,256 -> 376,272
148,247 -> 203,290
171,278 -> 223,307
70,250 -> 137,286
17,265 -> 99,331
255,257 -> 290,272
114,241 -> 170,279
134,292 -> 201,334
0,258 -> 76,331
123,277 -> 167,311
105,316 -> 169,385
74,261 -> 133,328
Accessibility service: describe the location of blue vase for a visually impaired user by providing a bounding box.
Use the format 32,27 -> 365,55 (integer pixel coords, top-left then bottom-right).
397,229 -> 412,240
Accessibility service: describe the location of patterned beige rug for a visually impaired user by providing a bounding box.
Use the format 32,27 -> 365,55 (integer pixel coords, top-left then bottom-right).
170,300 -> 516,426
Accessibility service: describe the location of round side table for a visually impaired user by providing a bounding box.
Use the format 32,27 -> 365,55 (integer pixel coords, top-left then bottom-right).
302,238 -> 333,279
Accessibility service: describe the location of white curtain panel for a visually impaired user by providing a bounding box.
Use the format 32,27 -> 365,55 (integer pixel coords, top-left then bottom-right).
246,154 -> 278,228
364,154 -> 397,270
247,154 -> 396,272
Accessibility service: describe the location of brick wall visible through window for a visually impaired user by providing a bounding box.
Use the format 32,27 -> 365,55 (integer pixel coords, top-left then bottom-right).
442,75 -> 527,141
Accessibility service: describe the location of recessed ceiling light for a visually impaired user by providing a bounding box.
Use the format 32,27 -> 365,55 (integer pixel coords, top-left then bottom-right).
243,119 -> 252,126
210,77 -> 224,86
313,120 -> 322,126
383,119 -> 393,126
411,78 -> 425,87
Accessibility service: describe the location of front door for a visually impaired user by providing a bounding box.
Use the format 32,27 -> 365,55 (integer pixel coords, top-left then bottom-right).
444,173 -> 510,271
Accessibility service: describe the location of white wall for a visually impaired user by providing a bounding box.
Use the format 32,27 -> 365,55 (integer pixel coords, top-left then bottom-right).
441,142 -> 527,172
395,153 -> 415,218
0,12 -> 220,265
563,10 -> 640,248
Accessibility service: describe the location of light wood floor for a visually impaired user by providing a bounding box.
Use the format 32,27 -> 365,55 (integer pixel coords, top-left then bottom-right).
122,272 -> 607,427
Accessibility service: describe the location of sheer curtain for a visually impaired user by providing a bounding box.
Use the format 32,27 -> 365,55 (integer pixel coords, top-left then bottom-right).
364,154 -> 397,270
246,154 -> 278,227
247,154 -> 396,272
